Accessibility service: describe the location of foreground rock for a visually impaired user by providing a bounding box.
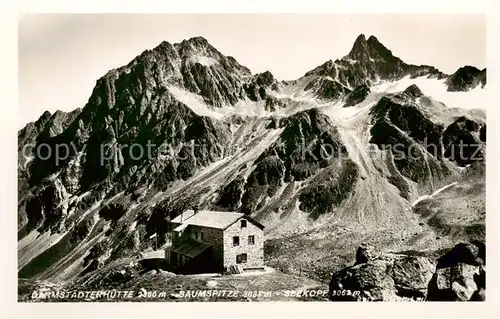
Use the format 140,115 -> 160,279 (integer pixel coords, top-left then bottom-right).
329,241 -> 485,301
427,241 -> 485,301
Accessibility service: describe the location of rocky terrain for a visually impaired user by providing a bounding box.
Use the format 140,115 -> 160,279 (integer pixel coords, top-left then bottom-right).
18,34 -> 486,301
19,262 -> 326,302
329,240 -> 485,301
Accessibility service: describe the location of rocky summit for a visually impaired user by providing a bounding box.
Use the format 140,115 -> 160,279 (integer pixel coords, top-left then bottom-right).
18,34 -> 486,301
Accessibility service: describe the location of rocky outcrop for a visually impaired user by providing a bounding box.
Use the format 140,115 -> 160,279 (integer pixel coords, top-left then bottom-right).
243,71 -> 280,103
370,94 -> 444,152
368,86 -> 486,202
18,109 -> 82,158
369,93 -> 451,184
403,84 -> 424,98
215,177 -> 246,211
303,76 -> 352,101
329,241 -> 486,301
302,34 -> 447,101
23,183 -> 67,234
446,66 -> 486,92
427,241 -> 485,301
329,245 -> 435,301
442,116 -> 485,166
343,84 -> 370,107
298,159 -> 358,218
18,108 -> 82,199
240,109 -> 352,216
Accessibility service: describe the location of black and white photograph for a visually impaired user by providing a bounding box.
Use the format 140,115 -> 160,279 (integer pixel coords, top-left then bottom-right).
1,1 -> 499,317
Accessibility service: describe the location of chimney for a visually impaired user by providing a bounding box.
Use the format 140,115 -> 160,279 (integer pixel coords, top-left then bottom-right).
193,205 -> 199,215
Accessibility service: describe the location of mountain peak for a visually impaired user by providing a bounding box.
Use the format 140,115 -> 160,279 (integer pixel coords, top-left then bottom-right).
177,36 -> 211,49
367,35 -> 380,44
354,33 -> 367,45
447,65 -> 487,91
185,36 -> 210,45
40,110 -> 52,119
174,36 -> 220,59
366,35 -> 394,60
348,34 -> 369,59
34,110 -> 52,126
403,84 -> 424,98
348,34 -> 395,62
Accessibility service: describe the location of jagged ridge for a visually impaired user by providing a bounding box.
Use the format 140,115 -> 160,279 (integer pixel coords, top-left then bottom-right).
17,34 -> 486,284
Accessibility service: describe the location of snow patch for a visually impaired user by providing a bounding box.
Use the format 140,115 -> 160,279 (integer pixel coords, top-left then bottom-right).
168,86 -> 281,119
343,58 -> 357,64
372,76 -> 487,110
129,221 -> 137,232
167,86 -> 225,119
189,56 -> 218,67
168,87 -> 273,119
411,182 -> 458,207
232,100 -> 269,117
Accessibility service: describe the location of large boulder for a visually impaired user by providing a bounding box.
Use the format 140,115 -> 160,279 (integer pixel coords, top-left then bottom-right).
427,241 -> 485,301
355,242 -> 376,265
329,244 -> 436,301
329,241 -> 486,301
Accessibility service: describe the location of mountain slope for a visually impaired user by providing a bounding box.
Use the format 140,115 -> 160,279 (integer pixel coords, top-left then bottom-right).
18,34 -> 486,285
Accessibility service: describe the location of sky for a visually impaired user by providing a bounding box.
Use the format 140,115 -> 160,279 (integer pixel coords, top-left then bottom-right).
18,14 -> 486,127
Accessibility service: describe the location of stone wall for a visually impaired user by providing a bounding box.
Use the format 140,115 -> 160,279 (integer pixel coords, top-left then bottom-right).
190,225 -> 224,271
223,218 -> 264,269
169,224 -> 224,271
